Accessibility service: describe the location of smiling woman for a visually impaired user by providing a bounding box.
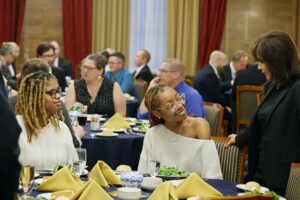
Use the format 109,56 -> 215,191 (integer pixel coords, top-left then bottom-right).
15,71 -> 78,170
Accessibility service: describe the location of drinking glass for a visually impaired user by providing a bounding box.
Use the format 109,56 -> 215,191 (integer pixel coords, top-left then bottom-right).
73,148 -> 87,176
77,114 -> 87,126
19,165 -> 35,198
149,160 -> 161,177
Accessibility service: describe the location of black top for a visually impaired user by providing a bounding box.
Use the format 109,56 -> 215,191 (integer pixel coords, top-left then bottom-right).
75,77 -> 115,116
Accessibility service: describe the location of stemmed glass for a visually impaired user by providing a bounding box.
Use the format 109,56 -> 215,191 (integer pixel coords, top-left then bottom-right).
149,160 -> 161,177
73,148 -> 87,176
19,165 -> 35,199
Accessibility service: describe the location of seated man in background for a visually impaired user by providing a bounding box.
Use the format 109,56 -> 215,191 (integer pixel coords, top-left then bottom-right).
36,42 -> 67,91
132,49 -> 154,84
193,50 -> 229,107
219,50 -> 248,92
138,58 -> 204,119
105,52 -> 136,96
50,40 -> 72,78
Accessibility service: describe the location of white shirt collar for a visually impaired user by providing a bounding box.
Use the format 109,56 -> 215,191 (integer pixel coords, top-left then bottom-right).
210,64 -> 220,79
230,62 -> 237,79
134,64 -> 145,78
53,57 -> 59,67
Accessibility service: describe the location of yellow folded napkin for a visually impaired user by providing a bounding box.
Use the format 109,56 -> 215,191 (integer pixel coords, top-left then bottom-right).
148,182 -> 178,200
37,167 -> 84,192
70,179 -> 112,200
51,190 -> 75,199
101,113 -> 130,129
89,161 -> 123,188
175,172 -> 223,199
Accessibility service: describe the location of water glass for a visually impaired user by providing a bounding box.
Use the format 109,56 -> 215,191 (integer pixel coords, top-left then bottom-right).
74,148 -> 87,175
149,160 -> 161,177
77,114 -> 87,126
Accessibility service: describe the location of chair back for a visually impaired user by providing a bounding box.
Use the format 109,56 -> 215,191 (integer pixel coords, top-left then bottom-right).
208,194 -> 274,200
134,79 -> 148,104
236,85 -> 264,134
212,137 -> 248,183
204,102 -> 224,137
285,162 -> 300,200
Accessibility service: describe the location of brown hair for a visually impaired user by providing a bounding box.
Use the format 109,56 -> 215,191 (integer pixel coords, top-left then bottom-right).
83,53 -> 107,75
252,30 -> 300,85
144,85 -> 166,126
16,72 -> 63,142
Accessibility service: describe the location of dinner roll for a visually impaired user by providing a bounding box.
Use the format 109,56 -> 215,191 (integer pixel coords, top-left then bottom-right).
116,165 -> 132,172
102,128 -> 113,136
245,181 -> 261,191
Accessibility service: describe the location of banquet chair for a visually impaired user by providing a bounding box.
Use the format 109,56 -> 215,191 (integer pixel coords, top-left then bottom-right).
184,78 -> 194,87
236,85 -> 264,134
134,79 -> 148,104
209,194 -> 274,200
285,162 -> 300,200
212,137 -> 248,183
204,102 -> 224,137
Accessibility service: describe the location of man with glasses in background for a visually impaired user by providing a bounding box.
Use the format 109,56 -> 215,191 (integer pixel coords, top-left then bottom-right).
36,42 -> 67,91
138,58 -> 204,119
105,52 -> 136,96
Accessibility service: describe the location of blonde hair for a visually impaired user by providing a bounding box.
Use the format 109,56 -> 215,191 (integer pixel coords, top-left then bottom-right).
16,72 -> 63,142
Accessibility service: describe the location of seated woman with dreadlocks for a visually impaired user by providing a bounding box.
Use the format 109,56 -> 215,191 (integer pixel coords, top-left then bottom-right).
16,71 -> 77,170
138,85 -> 222,179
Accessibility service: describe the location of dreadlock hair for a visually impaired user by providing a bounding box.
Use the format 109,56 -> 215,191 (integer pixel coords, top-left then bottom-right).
16,71 -> 63,143
144,85 -> 166,127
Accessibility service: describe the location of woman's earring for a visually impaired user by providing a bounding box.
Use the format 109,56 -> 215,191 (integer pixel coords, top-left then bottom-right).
98,75 -> 103,80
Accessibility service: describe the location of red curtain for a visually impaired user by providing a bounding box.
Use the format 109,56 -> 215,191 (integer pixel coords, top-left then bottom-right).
198,0 -> 227,68
63,0 -> 92,78
0,0 -> 26,44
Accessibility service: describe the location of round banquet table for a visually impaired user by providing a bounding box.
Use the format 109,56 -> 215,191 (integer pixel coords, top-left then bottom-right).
81,126 -> 144,171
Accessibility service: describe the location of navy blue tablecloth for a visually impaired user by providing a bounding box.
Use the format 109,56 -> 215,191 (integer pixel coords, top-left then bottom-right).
82,127 -> 144,171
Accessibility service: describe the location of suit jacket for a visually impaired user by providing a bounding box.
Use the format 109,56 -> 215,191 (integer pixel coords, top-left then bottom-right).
0,92 -> 21,200
52,66 -> 67,91
193,64 -> 227,106
0,69 -> 7,97
219,64 -> 233,91
133,65 -> 154,84
235,78 -> 300,191
58,57 -> 72,77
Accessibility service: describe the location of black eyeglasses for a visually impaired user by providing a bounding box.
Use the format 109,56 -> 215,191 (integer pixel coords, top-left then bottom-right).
45,87 -> 62,98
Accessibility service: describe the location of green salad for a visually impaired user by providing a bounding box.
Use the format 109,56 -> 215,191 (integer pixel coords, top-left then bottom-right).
136,124 -> 149,132
158,166 -> 189,177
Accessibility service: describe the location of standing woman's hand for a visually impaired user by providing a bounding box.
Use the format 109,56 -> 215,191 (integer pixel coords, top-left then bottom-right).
224,134 -> 237,149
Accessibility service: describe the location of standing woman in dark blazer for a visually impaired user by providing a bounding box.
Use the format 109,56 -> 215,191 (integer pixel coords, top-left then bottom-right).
225,30 -> 300,196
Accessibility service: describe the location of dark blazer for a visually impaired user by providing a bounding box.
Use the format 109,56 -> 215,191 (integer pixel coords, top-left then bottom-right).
193,64 -> 228,106
52,66 -> 67,91
58,57 -> 72,77
133,65 -> 154,84
0,69 -> 7,97
231,64 -> 266,102
0,92 -> 21,200
235,78 -> 300,192
8,95 -> 80,148
219,64 -> 233,91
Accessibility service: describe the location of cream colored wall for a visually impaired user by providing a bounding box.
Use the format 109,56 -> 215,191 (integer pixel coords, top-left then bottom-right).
220,0 -> 299,62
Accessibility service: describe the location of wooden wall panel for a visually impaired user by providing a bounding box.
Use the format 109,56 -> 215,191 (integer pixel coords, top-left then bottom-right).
16,0 -> 63,73
220,0 -> 298,63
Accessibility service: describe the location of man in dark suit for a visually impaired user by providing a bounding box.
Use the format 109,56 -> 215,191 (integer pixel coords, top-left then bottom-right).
132,49 -> 154,84
50,40 -> 72,77
219,50 -> 248,91
0,92 -> 21,200
230,63 -> 267,133
193,50 -> 228,106
36,42 -> 67,91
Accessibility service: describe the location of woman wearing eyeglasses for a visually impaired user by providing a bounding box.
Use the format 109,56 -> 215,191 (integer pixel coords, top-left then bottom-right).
65,53 -> 126,117
138,85 -> 223,179
16,72 -> 78,170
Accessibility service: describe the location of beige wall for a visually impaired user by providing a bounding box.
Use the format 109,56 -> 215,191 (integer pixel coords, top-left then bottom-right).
16,0 -> 63,73
16,0 -> 300,73
220,0 -> 299,62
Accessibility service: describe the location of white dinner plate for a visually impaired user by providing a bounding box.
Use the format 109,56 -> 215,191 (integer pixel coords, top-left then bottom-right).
37,193 -> 51,199
125,117 -> 137,122
76,169 -> 89,177
132,127 -> 147,133
100,127 -> 127,133
34,172 -> 40,177
236,184 -> 269,193
34,178 -> 43,185
95,133 -> 119,137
